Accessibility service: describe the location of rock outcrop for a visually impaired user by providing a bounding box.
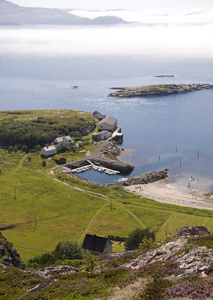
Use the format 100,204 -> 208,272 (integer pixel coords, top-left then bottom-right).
178,226 -> 211,237
108,83 -> 213,98
122,226 -> 213,278
98,141 -> 122,160
26,265 -> 78,278
0,232 -> 25,270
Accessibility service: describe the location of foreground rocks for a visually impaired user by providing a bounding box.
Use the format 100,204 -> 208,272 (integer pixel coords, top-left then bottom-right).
3,226 -> 213,299
0,232 -> 25,270
122,226 -> 213,278
108,83 -> 213,98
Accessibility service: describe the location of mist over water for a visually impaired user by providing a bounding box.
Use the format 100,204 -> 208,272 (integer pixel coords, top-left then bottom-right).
0,22 -> 212,57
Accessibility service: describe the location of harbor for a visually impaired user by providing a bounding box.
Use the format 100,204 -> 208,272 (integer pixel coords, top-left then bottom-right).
63,159 -> 120,175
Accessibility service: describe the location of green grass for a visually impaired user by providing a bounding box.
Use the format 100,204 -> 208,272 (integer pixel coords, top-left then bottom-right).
1,148 -> 213,263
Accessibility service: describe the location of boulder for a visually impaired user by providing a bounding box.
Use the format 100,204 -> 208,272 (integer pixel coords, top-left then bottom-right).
178,226 -> 210,237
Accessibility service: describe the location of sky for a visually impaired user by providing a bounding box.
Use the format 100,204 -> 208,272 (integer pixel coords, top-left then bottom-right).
2,0 -> 213,58
9,0 -> 213,10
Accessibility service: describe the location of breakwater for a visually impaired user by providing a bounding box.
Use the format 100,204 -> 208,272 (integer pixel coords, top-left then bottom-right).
107,170 -> 168,187
65,157 -> 134,176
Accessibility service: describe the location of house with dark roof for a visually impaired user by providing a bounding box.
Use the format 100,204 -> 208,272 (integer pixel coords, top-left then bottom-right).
82,234 -> 113,256
92,111 -> 106,121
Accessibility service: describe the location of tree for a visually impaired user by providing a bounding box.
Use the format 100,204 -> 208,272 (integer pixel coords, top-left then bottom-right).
53,241 -> 83,260
124,228 -> 155,251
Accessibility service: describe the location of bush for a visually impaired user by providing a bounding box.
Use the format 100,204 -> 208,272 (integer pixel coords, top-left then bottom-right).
124,228 -> 155,250
28,253 -> 56,268
53,241 -> 83,260
27,241 -> 83,268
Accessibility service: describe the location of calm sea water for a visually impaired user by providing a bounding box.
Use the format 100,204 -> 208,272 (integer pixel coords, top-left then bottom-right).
0,53 -> 213,193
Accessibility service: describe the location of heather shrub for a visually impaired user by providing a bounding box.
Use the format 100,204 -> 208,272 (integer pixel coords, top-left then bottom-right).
143,278 -> 171,299
136,261 -> 178,279
166,276 -> 212,299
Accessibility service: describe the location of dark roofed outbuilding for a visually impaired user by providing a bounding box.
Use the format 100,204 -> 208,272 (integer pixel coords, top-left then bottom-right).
82,234 -> 113,256
92,111 -> 106,121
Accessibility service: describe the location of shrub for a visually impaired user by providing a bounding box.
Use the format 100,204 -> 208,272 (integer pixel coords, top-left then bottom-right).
167,277 -> 212,299
143,278 -> 171,299
28,253 -> 56,268
28,241 -> 83,268
125,228 -> 155,250
53,241 -> 83,260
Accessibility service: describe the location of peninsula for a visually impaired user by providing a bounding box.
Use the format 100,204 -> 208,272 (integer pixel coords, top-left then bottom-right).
108,83 -> 213,98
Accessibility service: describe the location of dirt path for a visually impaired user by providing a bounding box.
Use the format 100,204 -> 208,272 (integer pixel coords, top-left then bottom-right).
53,178 -> 148,240
14,154 -> 27,173
78,202 -> 110,244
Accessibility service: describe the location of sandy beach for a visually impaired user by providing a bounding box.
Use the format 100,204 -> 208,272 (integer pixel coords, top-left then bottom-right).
125,177 -> 213,211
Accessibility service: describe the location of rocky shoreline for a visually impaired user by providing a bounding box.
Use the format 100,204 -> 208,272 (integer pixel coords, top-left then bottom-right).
108,83 -> 213,98
107,170 -> 168,187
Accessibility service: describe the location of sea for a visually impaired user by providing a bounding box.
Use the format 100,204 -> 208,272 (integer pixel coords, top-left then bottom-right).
0,27 -> 213,194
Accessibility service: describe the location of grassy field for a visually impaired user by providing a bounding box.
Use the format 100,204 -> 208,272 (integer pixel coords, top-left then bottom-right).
1,147 -> 213,264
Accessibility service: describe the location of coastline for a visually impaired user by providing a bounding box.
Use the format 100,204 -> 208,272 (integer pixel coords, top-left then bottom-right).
125,177 -> 213,211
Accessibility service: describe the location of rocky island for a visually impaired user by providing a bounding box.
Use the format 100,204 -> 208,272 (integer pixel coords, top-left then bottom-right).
108,83 -> 213,98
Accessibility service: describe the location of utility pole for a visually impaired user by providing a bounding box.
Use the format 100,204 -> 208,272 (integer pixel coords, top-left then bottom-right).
14,187 -> 16,201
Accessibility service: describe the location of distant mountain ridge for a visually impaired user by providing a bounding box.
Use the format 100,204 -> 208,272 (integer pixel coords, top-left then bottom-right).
0,0 -> 127,26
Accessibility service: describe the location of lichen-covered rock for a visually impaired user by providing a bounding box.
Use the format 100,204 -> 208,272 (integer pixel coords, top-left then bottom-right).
122,226 -> 213,278
26,265 -> 78,278
0,232 -> 25,270
177,226 -> 210,237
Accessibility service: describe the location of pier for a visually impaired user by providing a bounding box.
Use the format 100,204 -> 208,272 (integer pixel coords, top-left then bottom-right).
65,160 -> 120,175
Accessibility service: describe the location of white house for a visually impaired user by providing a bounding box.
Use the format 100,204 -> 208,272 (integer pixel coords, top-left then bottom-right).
92,131 -> 112,141
53,136 -> 74,148
98,116 -> 117,132
41,145 -> 56,157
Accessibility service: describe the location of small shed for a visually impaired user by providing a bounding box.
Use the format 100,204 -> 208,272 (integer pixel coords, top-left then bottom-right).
98,116 -> 117,132
93,111 -> 106,121
82,234 -> 113,256
41,145 -> 56,157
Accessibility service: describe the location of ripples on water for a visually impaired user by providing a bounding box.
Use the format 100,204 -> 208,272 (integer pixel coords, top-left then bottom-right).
0,54 -> 213,192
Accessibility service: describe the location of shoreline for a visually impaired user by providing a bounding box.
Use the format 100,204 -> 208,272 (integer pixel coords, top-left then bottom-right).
125,177 -> 213,211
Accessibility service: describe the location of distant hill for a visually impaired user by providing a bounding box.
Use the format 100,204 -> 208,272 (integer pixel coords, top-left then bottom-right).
0,0 -> 127,26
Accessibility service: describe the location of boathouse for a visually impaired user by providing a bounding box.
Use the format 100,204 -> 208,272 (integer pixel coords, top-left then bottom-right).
82,234 -> 113,256
41,145 -> 56,157
98,116 -> 117,132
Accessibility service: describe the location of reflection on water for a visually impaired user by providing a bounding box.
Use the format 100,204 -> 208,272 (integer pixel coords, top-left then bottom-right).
0,54 -> 213,192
